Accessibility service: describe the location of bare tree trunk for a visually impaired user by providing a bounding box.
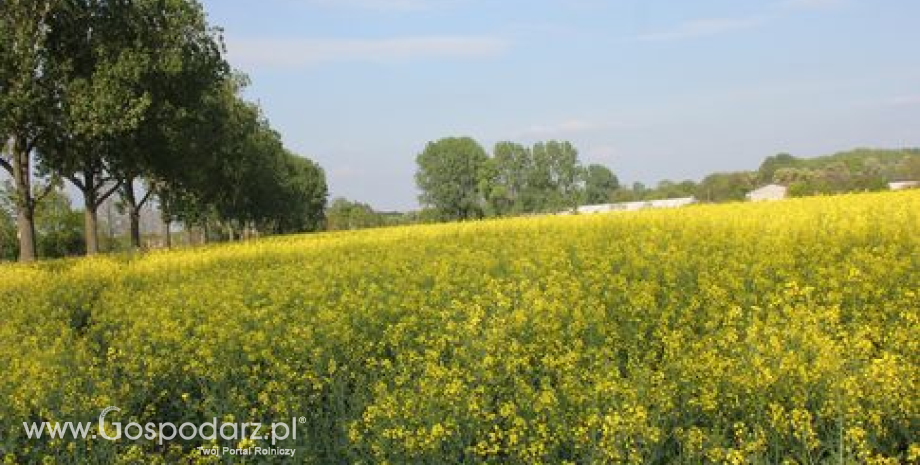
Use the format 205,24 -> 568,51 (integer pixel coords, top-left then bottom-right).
159,192 -> 171,249
163,220 -> 171,248
15,202 -> 36,262
122,179 -> 142,250
70,165 -> 121,256
129,209 -> 141,250
12,169 -> 36,261
83,194 -> 99,255
4,138 -> 38,262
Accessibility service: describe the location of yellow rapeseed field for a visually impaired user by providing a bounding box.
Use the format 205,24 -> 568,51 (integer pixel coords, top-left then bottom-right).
1,191 -> 918,463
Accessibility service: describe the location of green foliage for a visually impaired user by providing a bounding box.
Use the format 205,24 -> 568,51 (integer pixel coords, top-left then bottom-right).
696,172 -> 756,202
415,137 -> 490,221
34,186 -> 84,258
485,142 -> 531,215
326,198 -> 387,231
0,180 -> 84,260
582,164 -> 620,204
3,0 -> 324,260
0,196 -> 15,261
527,141 -> 583,212
418,138 -> 603,219
895,155 -> 920,180
757,148 -> 918,197
756,152 -> 798,184
274,154 -> 328,233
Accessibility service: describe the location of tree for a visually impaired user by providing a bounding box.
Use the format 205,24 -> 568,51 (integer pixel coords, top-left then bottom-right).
486,142 -> 531,216
895,155 -> 920,181
1,179 -> 83,259
757,153 -> 798,184
0,181 -> 19,260
34,184 -> 84,258
415,137 -> 489,221
110,0 -> 227,250
583,164 -> 619,204
544,141 -> 583,211
522,141 -> 584,212
696,172 -> 756,202
0,0 -> 63,261
39,0 -> 156,254
272,153 -> 327,234
326,198 -> 386,231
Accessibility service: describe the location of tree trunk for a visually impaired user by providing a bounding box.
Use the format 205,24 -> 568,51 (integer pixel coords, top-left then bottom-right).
163,220 -> 171,248
129,210 -> 141,250
9,140 -> 37,262
83,195 -> 99,255
122,180 -> 142,250
159,193 -> 172,249
81,171 -> 100,255
16,203 -> 36,262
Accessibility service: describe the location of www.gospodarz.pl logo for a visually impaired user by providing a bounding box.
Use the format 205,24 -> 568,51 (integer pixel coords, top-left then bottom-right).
23,406 -> 305,458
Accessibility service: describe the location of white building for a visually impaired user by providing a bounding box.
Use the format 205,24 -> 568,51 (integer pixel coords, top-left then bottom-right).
567,197 -> 696,215
746,184 -> 787,202
888,181 -> 918,191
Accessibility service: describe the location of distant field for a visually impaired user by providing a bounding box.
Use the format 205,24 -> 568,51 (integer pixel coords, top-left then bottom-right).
1,191 -> 918,463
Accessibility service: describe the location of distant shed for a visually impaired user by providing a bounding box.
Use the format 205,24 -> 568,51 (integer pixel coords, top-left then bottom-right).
746,184 -> 787,202
568,197 -> 696,215
888,181 -> 919,191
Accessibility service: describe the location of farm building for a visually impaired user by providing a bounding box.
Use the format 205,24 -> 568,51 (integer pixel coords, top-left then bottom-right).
888,181 -> 918,190
566,197 -> 696,215
746,184 -> 787,201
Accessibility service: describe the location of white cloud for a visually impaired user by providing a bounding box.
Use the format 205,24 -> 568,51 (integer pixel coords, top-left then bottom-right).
634,16 -> 765,42
226,35 -> 511,68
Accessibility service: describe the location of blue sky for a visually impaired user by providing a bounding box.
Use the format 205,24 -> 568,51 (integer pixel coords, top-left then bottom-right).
200,0 -> 920,210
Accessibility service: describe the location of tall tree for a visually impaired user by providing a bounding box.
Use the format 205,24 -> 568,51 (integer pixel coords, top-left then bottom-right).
272,153 -> 327,234
33,182 -> 84,258
696,172 -> 756,202
40,0 -> 155,254
0,0 -> 61,261
486,142 -> 531,216
757,153 -> 798,184
415,137 -> 489,221
583,164 -> 619,204
527,141 -> 583,212
111,0 -> 227,249
326,198 -> 385,231
545,141 -> 583,210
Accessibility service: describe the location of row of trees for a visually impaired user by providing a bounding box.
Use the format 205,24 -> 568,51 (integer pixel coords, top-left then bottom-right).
416,137 -> 620,221
415,138 -> 920,222
1,0 -> 326,262
756,149 -> 919,196
558,149 -> 918,204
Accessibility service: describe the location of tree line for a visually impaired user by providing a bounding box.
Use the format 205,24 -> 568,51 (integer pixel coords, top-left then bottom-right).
415,137 -> 620,221
0,0 -> 327,262
411,138 -> 920,222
